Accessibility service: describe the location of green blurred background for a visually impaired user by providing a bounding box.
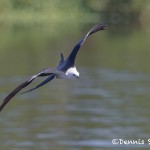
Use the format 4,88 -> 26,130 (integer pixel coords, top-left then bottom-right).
0,0 -> 150,75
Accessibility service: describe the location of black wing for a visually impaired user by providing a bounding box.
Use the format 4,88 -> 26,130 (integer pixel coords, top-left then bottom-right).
60,23 -> 107,71
19,74 -> 55,95
0,68 -> 56,111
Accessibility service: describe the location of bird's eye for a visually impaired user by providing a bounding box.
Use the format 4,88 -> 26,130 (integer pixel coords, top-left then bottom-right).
73,74 -> 77,78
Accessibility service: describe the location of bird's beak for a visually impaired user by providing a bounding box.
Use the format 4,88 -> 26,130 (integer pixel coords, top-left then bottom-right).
75,75 -> 79,79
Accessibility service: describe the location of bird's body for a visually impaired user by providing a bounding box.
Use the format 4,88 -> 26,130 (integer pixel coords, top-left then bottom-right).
0,23 -> 106,111
54,67 -> 79,79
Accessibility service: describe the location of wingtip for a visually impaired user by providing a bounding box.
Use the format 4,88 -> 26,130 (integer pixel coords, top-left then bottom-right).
96,23 -> 107,30
88,23 -> 107,36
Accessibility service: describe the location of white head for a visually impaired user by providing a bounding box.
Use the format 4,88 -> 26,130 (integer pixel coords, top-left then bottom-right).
65,67 -> 79,79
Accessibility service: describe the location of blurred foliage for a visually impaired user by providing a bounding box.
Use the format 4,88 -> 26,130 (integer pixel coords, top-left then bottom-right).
0,0 -> 96,26
0,0 -> 98,52
0,0 -> 150,32
82,0 -> 150,34
0,0 -> 150,52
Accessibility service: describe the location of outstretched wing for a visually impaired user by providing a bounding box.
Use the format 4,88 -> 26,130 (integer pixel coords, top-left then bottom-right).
19,74 -> 55,95
19,69 -> 66,95
60,23 -> 107,71
0,68 -> 56,111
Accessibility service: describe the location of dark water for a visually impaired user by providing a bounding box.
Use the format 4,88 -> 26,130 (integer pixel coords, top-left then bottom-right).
0,24 -> 150,150
0,67 -> 150,150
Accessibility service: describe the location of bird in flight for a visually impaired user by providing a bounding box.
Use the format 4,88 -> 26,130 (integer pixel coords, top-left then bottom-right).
0,23 -> 106,111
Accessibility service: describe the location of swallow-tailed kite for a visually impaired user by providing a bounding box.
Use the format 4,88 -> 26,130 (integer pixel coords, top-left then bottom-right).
0,23 -> 106,111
